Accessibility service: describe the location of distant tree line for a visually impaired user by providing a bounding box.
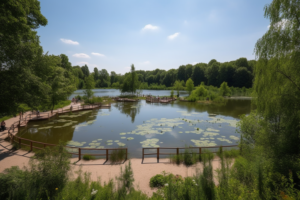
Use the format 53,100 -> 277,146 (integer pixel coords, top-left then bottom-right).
73,57 -> 255,90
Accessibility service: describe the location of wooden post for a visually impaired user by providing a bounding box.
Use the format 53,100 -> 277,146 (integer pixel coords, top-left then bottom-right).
78,148 -> 81,161
125,148 -> 128,160
157,148 -> 159,163
30,141 -> 33,151
44,144 -> 46,148
19,138 -> 21,147
177,148 -> 179,156
199,147 -> 202,155
142,148 -> 144,161
106,149 -> 109,161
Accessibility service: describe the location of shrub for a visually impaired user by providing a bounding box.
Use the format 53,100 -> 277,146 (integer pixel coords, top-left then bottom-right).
212,96 -> 226,103
109,149 -> 126,164
186,94 -> 198,102
83,154 -> 96,161
170,154 -> 182,165
0,143 -> 71,200
183,148 -> 197,166
150,174 -> 165,188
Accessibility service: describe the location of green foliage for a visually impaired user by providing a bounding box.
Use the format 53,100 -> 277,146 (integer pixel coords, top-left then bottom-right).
109,149 -> 126,164
170,90 -> 174,98
121,64 -> 139,94
194,85 -> 208,97
185,78 -> 194,96
150,174 -> 165,188
173,80 -> 184,95
219,82 -> 231,96
0,143 -> 70,200
83,154 -> 96,160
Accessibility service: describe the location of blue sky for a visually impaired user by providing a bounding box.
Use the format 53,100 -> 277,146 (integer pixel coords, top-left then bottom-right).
37,0 -> 272,74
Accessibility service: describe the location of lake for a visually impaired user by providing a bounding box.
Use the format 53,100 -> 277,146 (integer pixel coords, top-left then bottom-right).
17,98 -> 252,158
68,89 -> 189,99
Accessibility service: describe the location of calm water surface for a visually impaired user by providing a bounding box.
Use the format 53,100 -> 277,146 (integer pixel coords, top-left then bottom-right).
68,89 -> 189,99
18,99 -> 253,158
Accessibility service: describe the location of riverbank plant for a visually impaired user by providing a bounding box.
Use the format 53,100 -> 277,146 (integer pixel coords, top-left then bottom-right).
83,154 -> 96,160
109,148 -> 127,164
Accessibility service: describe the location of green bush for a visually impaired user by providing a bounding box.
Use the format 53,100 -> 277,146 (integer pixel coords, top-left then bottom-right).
0,143 -> 71,200
150,174 -> 165,188
109,149 -> 126,164
83,154 -> 96,160
170,154 -> 182,165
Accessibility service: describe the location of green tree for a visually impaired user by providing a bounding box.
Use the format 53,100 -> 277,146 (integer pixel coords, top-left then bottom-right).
219,82 -> 231,96
186,78 -> 194,95
121,64 -> 139,94
192,64 -> 206,86
60,54 -> 72,70
240,0 -> 300,187
0,0 -> 48,116
234,67 -> 253,88
81,65 -> 90,77
206,63 -> 219,86
84,75 -> 95,100
93,67 -> 99,81
173,80 -> 184,96
185,64 -> 193,80
177,65 -> 186,82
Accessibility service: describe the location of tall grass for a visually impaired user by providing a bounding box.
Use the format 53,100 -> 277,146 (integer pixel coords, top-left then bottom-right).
109,148 -> 127,164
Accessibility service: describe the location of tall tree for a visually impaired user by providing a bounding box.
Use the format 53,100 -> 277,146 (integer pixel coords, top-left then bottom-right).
192,64 -> 206,86
60,54 -> 72,70
186,78 -> 194,95
0,0 -> 48,116
206,63 -> 219,86
93,67 -> 99,81
248,0 -> 300,185
81,65 -> 90,77
185,64 -> 193,80
177,65 -> 186,82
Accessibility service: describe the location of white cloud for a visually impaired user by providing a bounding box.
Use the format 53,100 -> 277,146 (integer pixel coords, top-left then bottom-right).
192,62 -> 198,65
141,61 -> 150,64
77,62 -> 89,66
168,32 -> 180,40
73,53 -> 90,58
91,52 -> 105,57
60,38 -> 79,45
142,24 -> 159,31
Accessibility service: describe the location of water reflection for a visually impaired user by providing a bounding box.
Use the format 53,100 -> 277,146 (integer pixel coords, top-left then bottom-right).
114,102 -> 141,123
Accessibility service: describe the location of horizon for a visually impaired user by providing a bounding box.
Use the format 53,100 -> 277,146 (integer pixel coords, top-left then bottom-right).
37,0 -> 272,74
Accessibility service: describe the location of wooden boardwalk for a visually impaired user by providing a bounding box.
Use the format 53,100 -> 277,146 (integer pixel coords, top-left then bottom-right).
15,103 -> 111,128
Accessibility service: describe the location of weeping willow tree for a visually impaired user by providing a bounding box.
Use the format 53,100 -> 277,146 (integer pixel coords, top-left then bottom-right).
251,0 -> 300,185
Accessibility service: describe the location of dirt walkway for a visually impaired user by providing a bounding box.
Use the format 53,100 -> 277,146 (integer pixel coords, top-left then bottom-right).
0,102 -> 223,196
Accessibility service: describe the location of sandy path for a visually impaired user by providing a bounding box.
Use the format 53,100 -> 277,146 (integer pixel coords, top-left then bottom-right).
0,102 -> 223,196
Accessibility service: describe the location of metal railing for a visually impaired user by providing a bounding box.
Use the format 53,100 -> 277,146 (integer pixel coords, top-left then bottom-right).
142,145 -> 238,163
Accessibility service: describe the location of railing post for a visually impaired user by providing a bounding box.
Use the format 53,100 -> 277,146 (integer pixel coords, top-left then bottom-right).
19,138 -> 21,147
142,148 -> 144,161
199,147 -> 202,155
78,148 -> 81,161
157,148 -> 159,163
177,148 -> 179,155
106,149 -> 109,161
125,148 -> 128,160
44,144 -> 46,148
30,141 -> 33,151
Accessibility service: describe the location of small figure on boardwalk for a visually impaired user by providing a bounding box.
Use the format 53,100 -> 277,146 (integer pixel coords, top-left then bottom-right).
37,110 -> 40,118
70,105 -> 73,111
1,120 -> 6,131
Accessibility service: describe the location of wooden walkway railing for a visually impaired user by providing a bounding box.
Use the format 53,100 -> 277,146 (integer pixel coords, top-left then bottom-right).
8,132 -> 127,162
142,145 -> 238,163
8,103 -> 111,129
